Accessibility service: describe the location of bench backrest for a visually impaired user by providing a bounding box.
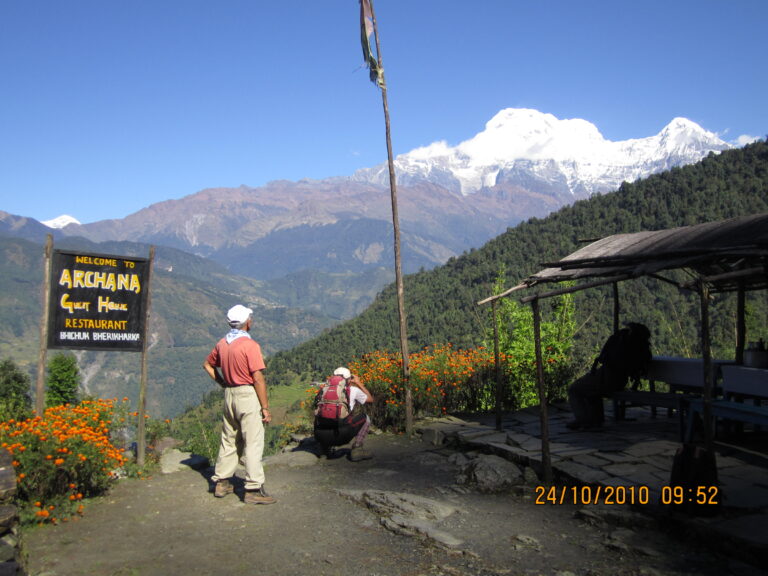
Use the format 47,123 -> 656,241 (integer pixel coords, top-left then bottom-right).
646,356 -> 729,388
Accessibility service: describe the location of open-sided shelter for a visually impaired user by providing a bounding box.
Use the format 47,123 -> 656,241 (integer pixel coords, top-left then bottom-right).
479,212 -> 768,481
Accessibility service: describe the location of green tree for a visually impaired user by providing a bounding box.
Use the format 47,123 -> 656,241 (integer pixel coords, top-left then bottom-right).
46,353 -> 80,407
488,271 -> 578,409
0,358 -> 32,421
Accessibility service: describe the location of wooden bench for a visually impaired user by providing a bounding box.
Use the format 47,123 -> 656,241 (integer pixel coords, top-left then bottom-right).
612,356 -> 730,421
612,390 -> 692,437
718,364 -> 768,434
612,390 -> 690,417
683,398 -> 768,442
720,365 -> 768,403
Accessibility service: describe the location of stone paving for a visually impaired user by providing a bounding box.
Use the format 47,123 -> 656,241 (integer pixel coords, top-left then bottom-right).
416,401 -> 768,568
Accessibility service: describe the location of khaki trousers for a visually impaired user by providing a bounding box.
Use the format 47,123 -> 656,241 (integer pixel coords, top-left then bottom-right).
212,385 -> 265,490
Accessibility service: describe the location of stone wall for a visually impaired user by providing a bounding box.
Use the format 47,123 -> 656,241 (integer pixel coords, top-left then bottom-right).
0,448 -> 22,575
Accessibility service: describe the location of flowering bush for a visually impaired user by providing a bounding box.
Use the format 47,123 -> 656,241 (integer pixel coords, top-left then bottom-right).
0,399 -> 127,525
331,345 -> 499,430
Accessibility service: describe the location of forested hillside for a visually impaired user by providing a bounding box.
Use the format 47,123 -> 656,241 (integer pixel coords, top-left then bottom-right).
0,236 -> 336,417
266,141 -> 768,385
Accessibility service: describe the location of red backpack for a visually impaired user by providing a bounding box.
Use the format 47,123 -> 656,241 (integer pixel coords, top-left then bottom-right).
315,375 -> 350,419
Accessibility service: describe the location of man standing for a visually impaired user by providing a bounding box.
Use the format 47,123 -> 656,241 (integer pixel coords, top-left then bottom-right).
203,304 -> 276,505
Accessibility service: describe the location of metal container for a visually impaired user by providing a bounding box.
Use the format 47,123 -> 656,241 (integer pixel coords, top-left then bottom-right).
743,349 -> 768,369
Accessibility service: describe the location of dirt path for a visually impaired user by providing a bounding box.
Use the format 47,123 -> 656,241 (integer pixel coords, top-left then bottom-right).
21,433 -> 761,576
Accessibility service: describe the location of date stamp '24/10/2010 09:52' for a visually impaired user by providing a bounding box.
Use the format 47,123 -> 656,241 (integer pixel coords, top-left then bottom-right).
534,484 -> 720,506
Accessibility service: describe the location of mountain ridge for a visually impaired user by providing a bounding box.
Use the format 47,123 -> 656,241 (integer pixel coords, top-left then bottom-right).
2,141 -> 764,418
46,110 -> 728,271
351,109 -> 729,196
3,108 -> 733,320
265,140 -> 768,384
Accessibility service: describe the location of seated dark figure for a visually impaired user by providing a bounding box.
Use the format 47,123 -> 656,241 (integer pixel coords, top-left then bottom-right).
567,322 -> 651,430
313,366 -> 375,461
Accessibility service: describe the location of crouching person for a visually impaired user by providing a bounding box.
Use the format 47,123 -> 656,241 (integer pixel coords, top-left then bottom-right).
313,367 -> 374,461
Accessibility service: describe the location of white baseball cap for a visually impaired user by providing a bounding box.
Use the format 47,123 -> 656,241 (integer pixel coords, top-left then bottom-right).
227,304 -> 253,325
333,366 -> 351,379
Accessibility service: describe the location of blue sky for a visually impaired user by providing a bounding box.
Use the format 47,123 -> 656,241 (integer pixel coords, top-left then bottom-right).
1,0 -> 766,224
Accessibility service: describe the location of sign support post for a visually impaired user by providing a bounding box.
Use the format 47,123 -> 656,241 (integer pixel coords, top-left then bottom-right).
36,234 -> 54,415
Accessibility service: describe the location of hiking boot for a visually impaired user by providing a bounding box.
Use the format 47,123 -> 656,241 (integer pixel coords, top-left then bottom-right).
349,447 -> 373,462
244,486 -> 276,505
214,480 -> 234,498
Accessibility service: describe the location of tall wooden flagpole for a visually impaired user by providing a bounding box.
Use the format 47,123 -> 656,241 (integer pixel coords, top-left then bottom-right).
137,246 -> 156,466
360,0 -> 412,434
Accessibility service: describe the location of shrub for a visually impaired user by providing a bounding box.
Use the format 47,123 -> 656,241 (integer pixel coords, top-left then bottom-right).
46,353 -> 81,408
316,345 -> 500,431
488,271 -> 578,409
0,359 -> 33,422
0,399 -> 127,525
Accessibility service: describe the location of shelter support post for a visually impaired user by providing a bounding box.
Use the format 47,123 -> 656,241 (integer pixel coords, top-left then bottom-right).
531,297 -> 553,483
699,280 -> 714,453
492,300 -> 502,431
736,283 -> 745,365
612,281 -> 620,333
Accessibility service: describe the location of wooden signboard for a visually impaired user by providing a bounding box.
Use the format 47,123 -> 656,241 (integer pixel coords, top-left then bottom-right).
47,249 -> 150,352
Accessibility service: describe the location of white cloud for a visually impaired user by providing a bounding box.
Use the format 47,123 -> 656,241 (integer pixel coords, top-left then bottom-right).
734,134 -> 759,146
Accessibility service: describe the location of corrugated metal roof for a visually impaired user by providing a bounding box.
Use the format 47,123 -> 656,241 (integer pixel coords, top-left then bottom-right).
498,213 -> 768,301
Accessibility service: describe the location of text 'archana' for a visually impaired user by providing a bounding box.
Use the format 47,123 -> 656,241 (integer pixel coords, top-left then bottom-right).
57,269 -> 141,294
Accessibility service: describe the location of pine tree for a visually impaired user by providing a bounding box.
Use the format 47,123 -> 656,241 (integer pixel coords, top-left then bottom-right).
46,353 -> 80,407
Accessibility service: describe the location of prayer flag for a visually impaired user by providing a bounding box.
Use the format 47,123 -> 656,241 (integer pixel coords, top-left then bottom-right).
359,0 -> 384,87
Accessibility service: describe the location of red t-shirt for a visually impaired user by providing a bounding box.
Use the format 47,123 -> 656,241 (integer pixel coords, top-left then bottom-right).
206,337 -> 266,386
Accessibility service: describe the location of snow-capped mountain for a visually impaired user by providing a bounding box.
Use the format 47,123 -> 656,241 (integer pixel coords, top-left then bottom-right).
42,214 -> 81,229
5,108 -> 736,289
352,108 -> 730,200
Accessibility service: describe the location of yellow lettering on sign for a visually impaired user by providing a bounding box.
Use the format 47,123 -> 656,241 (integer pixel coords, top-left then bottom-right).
58,269 -> 73,289
98,296 -> 128,313
60,318 -> 129,330
74,256 -> 118,267
56,269 -> 141,293
60,293 -> 91,314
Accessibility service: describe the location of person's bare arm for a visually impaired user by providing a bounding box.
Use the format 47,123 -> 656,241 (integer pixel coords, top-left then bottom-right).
252,370 -> 271,423
351,374 -> 374,403
203,360 -> 225,387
